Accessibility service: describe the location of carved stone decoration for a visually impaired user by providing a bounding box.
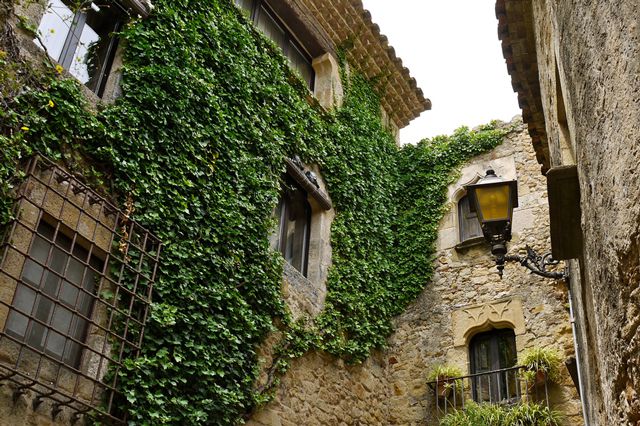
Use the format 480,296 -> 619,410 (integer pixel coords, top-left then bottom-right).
451,297 -> 526,347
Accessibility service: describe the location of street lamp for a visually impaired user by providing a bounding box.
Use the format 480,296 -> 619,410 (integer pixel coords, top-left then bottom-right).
465,169 -> 567,280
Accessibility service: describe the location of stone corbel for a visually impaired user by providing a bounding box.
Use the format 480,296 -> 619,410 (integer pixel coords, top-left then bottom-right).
312,53 -> 343,110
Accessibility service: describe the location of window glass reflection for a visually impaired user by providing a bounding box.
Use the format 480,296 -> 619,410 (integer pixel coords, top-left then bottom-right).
34,0 -> 124,96
36,0 -> 75,60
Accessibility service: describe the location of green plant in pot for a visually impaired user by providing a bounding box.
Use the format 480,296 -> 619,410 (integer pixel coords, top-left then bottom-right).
519,347 -> 563,386
427,364 -> 464,398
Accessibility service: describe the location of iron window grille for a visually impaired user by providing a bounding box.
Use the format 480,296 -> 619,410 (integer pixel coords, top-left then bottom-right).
234,0 -> 315,90
0,155 -> 161,423
35,0 -> 128,97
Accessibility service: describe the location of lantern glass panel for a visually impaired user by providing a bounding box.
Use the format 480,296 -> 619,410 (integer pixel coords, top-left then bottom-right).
475,185 -> 511,221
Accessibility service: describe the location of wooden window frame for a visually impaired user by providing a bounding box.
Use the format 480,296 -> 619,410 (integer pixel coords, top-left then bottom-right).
469,328 -> 518,403
234,0 -> 315,90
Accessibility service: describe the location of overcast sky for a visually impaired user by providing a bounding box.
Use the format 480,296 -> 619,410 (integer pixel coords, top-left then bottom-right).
361,0 -> 521,144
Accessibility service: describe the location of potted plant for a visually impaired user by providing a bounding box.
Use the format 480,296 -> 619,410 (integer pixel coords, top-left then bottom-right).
427,364 -> 464,398
519,347 -> 563,387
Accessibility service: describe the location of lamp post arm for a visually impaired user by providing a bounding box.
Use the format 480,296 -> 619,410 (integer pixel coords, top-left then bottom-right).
503,246 -> 569,281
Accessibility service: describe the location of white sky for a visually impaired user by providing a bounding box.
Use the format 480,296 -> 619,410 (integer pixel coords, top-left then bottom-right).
361,0 -> 521,144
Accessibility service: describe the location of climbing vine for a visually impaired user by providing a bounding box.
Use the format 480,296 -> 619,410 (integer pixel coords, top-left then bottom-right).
0,0 -> 510,423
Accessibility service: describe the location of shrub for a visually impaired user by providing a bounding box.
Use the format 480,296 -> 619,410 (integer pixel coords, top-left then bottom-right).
440,402 -> 563,426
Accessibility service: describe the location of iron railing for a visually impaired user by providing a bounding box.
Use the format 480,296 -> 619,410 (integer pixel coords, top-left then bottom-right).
0,156 -> 161,423
427,365 -> 550,417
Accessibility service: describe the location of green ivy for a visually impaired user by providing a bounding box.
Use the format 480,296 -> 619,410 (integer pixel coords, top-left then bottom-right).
1,0 -> 509,423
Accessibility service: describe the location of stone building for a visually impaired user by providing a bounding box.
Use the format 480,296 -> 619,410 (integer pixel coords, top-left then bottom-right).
497,1 -> 640,424
249,119 -> 584,425
0,0 -> 429,424
6,0 -> 633,424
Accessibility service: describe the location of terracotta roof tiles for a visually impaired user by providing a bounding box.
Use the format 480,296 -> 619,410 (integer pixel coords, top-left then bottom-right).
301,0 -> 431,128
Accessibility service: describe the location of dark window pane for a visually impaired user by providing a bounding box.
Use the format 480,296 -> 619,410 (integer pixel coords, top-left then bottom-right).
78,4 -> 122,93
277,177 -> 311,276
255,6 -> 286,51
6,218 -> 103,367
21,259 -> 44,287
287,41 -> 314,89
31,236 -> 51,264
470,329 -> 517,403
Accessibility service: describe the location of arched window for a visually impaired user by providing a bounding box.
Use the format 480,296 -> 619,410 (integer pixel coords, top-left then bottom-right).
276,176 -> 311,276
458,193 -> 483,243
469,328 -> 517,403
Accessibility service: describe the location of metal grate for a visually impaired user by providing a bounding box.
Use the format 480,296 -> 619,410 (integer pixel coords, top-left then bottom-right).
0,155 -> 161,423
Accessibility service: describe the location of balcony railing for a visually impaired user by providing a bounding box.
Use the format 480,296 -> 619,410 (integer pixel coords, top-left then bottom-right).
427,365 -> 550,416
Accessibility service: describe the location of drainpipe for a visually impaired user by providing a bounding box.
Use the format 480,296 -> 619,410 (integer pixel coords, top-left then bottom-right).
568,288 -> 588,426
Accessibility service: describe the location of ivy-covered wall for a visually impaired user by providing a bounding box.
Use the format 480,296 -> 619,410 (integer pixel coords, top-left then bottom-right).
0,0 -> 508,424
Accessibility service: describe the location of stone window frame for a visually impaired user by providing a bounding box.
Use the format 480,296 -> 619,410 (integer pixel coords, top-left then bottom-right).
451,298 -> 526,349
4,216 -> 107,369
34,0 -> 126,97
233,0 -> 344,111
272,159 -> 333,318
0,156 -> 161,423
450,161 -> 517,251
445,298 -> 527,406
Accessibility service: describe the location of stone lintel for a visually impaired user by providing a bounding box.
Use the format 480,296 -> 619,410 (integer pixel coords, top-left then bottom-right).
451,297 -> 526,347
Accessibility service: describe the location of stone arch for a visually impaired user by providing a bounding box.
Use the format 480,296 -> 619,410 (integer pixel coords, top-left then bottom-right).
451,173 -> 484,205
451,298 -> 526,348
463,318 -> 518,346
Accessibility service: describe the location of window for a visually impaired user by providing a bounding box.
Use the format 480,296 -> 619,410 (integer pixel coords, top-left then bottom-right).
469,328 -> 518,402
234,0 -> 315,90
458,193 -> 483,243
5,218 -> 103,368
35,0 -> 126,96
0,156 -> 161,422
275,175 -> 311,276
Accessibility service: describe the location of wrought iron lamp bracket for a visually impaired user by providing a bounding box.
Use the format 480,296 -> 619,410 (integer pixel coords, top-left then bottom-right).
498,245 -> 568,281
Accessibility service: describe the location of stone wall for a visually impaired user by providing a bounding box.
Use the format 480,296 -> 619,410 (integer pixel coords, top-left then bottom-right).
527,1 -> 640,424
249,120 -> 584,425
384,119 -> 582,425
250,352 -> 390,426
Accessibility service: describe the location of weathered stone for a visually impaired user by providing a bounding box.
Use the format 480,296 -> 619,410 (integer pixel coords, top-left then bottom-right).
499,1 -> 640,423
